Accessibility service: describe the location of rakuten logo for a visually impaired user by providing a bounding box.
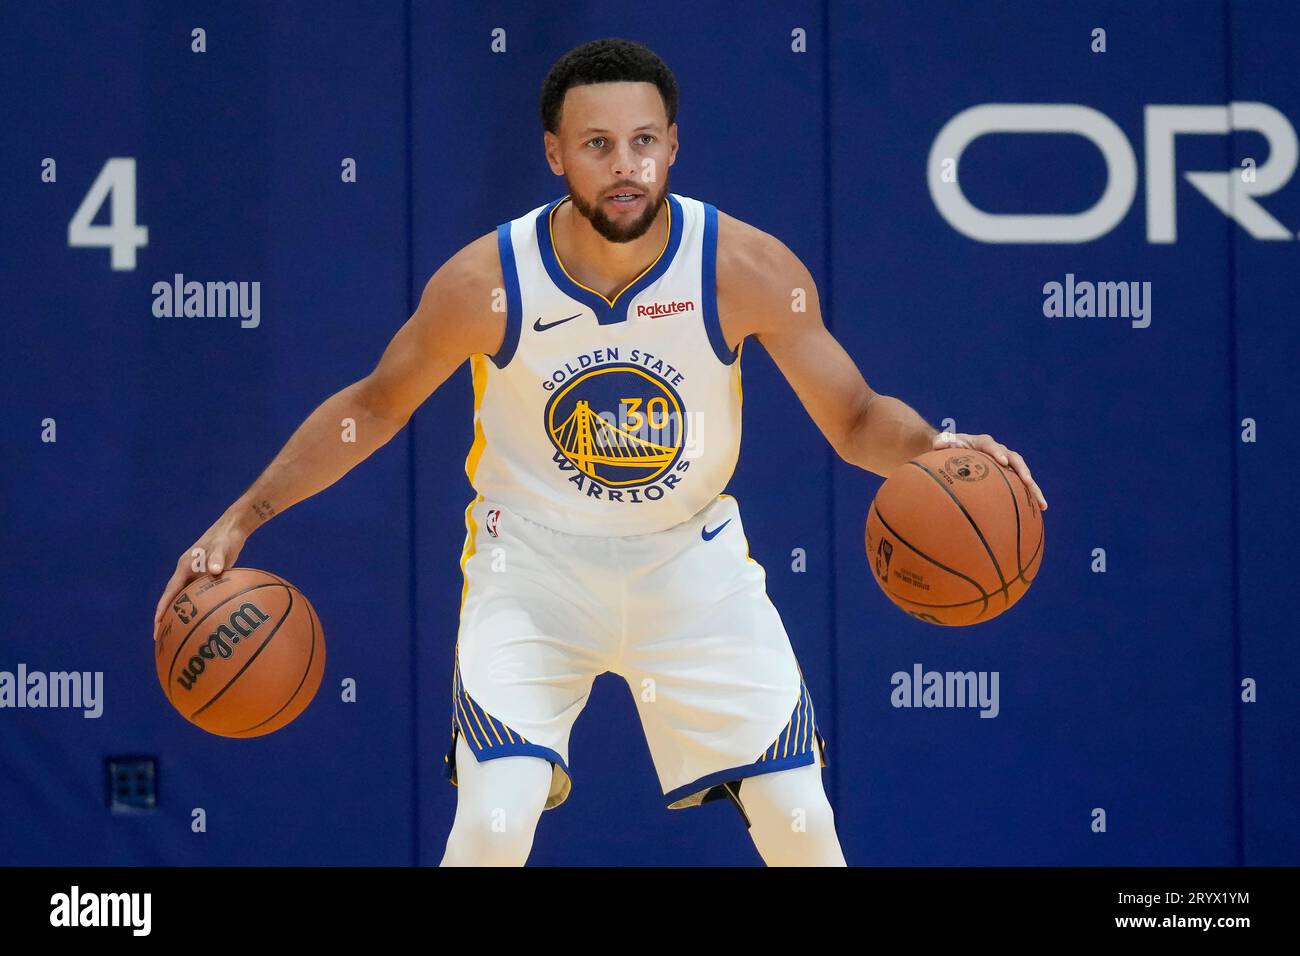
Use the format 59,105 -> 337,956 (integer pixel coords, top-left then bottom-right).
928,102 -> 1298,243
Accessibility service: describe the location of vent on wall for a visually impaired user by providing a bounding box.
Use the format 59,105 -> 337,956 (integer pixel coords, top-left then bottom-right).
105,756 -> 158,813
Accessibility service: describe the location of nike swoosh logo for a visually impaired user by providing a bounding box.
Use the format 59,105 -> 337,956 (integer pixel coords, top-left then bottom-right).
701,519 -> 732,541
533,313 -> 581,332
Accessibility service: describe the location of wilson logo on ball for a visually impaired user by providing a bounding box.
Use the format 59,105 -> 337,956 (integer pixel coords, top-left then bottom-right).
174,602 -> 270,692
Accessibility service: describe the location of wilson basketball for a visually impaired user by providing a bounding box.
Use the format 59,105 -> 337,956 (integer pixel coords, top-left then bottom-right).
865,449 -> 1044,626
154,567 -> 325,737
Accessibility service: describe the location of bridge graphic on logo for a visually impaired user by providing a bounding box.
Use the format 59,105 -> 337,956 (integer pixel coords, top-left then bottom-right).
552,400 -> 676,477
543,364 -> 687,487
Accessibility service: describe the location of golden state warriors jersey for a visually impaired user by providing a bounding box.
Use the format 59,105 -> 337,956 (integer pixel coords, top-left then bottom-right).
463,192 -> 744,537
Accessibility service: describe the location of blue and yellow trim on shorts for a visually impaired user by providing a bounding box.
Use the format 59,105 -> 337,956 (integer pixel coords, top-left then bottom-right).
443,495 -> 574,811
663,667 -> 828,827
444,644 -> 574,811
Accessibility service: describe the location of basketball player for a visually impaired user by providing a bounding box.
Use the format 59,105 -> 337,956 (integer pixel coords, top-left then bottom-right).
154,38 -> 1046,866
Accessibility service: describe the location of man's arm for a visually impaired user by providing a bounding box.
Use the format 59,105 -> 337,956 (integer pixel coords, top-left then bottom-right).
716,213 -> 935,478
154,231 -> 504,624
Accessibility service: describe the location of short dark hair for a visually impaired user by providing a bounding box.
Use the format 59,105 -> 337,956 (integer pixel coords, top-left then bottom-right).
540,38 -> 678,134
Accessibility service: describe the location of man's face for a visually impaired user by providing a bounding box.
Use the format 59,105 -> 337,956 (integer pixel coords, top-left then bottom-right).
545,81 -> 678,243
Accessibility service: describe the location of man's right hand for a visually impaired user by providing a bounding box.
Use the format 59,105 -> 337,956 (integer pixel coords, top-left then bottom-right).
153,515 -> 250,635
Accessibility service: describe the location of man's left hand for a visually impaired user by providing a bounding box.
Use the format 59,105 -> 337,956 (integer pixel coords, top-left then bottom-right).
932,431 -> 1047,511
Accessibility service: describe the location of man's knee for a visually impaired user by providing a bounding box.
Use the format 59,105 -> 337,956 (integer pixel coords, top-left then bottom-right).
741,765 -> 834,824
738,763 -> 845,865
443,803 -> 542,866
441,736 -> 554,866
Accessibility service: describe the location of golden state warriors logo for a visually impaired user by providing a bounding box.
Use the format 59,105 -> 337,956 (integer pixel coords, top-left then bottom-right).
544,362 -> 689,501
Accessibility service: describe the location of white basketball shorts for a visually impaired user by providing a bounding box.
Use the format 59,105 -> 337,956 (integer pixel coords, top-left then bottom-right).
442,492 -> 828,817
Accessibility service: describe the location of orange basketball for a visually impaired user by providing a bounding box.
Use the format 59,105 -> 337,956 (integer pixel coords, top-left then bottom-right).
154,567 -> 325,736
865,448 -> 1044,626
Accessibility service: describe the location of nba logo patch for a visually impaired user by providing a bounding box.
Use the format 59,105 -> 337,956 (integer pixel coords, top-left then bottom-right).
173,593 -> 197,624
486,509 -> 501,537
875,537 -> 893,582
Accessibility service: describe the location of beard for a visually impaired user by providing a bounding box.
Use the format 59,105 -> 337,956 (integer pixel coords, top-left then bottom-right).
565,173 -> 670,244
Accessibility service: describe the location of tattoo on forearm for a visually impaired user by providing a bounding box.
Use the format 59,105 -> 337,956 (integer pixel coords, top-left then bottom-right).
251,499 -> 277,522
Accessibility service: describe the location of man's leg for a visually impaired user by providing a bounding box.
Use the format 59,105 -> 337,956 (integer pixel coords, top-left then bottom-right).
620,493 -> 843,865
441,497 -> 609,866
738,762 -> 847,866
440,732 -> 554,867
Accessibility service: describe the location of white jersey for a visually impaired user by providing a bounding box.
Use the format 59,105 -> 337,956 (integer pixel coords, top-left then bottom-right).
463,191 -> 744,537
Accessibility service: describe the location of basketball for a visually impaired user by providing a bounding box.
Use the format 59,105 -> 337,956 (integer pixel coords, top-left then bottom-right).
154,567 -> 325,737
865,448 -> 1044,626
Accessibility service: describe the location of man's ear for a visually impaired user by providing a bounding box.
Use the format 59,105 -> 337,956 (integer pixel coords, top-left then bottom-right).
543,131 -> 564,176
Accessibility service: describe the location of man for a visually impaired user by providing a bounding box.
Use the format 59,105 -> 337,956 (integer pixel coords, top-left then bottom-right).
155,38 -> 1046,867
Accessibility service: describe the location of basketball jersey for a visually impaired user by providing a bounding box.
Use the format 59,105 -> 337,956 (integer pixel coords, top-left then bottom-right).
464,191 -> 743,537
